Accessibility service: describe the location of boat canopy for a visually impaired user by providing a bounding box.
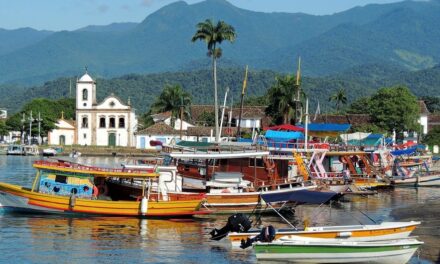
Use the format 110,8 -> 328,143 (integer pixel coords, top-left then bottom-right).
264,124 -> 304,132
298,123 -> 350,137
391,147 -> 417,156
340,133 -> 384,147
261,190 -> 339,204
265,130 -> 304,141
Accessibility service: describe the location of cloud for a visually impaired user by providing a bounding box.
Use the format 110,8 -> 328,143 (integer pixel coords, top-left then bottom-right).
98,4 -> 110,13
140,0 -> 155,7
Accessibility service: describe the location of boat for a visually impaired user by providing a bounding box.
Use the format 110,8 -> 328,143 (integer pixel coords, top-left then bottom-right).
42,148 -> 58,156
0,159 -> 209,218
254,237 -> 423,264
229,221 -> 421,247
6,144 -> 25,155
391,172 -> 440,187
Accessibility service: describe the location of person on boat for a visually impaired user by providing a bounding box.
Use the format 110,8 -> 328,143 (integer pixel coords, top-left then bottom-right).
343,169 -> 351,184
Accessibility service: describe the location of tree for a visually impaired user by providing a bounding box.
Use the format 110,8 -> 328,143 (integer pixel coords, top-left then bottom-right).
265,75 -> 298,124
328,88 -> 347,112
369,86 -> 419,134
197,111 -> 216,127
150,84 -> 192,128
0,120 -> 8,136
423,126 -> 440,147
420,96 -> 440,113
347,96 -> 371,114
192,19 -> 236,141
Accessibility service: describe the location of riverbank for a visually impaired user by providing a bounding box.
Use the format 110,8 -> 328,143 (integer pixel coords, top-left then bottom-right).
391,197 -> 440,263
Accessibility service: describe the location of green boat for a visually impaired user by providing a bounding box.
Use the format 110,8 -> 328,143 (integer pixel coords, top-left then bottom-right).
254,237 -> 422,264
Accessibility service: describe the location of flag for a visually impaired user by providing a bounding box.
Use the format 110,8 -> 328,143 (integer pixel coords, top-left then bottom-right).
314,101 -> 321,121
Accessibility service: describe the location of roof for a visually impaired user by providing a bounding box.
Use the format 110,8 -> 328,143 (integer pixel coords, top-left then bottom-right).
137,122 -> 179,135
190,105 -> 268,122
419,100 -> 430,115
151,111 -> 172,121
78,73 -> 94,83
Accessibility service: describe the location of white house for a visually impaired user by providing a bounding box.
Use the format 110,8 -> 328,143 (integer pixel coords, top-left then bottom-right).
76,72 -> 137,147
136,122 -> 180,150
151,111 -> 194,130
47,118 -> 76,145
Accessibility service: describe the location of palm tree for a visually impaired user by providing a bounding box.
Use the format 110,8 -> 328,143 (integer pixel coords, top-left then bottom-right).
329,88 -> 347,112
191,19 -> 236,141
151,84 -> 191,128
265,75 -> 298,124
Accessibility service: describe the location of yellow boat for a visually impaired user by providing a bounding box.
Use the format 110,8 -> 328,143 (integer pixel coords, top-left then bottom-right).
0,160 -> 209,218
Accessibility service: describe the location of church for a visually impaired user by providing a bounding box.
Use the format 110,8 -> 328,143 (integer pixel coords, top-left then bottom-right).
75,72 -> 137,147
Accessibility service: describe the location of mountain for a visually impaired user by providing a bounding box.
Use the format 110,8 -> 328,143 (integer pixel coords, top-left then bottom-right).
2,63 -> 440,115
76,22 -> 138,33
0,27 -> 53,56
1,0 -> 440,84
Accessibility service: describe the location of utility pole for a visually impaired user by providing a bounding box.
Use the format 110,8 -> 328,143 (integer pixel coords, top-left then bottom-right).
179,97 -> 184,140
28,111 -> 34,145
294,57 -> 302,124
36,112 -> 43,145
236,65 -> 248,139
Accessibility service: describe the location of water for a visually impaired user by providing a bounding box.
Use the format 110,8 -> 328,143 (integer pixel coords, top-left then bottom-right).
0,156 -> 437,263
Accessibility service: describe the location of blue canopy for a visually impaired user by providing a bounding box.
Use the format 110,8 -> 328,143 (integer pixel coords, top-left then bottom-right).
265,130 -> 304,142
299,123 -> 351,132
391,147 -> 417,156
261,190 -> 339,204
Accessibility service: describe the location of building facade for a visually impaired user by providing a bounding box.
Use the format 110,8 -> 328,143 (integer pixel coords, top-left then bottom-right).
76,73 -> 137,147
47,119 -> 76,145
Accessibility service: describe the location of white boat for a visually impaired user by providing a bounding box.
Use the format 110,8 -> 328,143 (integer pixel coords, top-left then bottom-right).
392,173 -> 440,187
254,237 -> 423,264
6,144 -> 39,156
42,148 -> 58,156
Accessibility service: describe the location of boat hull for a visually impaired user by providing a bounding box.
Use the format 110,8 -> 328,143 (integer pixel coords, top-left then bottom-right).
392,174 -> 440,187
229,221 -> 420,247
0,182 -> 205,218
254,238 -> 422,264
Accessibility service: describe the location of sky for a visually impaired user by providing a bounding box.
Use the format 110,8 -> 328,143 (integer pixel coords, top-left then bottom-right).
0,0 -> 406,31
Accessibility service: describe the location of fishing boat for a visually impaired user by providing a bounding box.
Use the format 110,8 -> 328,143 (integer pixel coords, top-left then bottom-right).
391,172 -> 440,187
0,159 -> 208,218
222,191 -> 419,247
254,237 -> 423,264
6,144 -> 40,156
229,221 -> 421,247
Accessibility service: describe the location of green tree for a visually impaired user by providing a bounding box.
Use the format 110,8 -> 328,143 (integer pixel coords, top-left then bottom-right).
0,120 -> 8,136
420,96 -> 440,113
423,126 -> 440,147
328,88 -> 347,112
150,84 -> 192,127
197,111 -> 216,127
265,75 -> 298,124
192,19 -> 236,141
369,86 -> 419,134
347,96 -> 371,114
138,110 -> 155,130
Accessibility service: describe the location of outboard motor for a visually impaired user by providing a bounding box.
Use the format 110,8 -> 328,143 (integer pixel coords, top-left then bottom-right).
240,225 -> 276,249
210,213 -> 252,241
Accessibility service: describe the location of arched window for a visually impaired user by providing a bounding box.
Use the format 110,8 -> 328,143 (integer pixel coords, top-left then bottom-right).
109,117 -> 115,128
81,117 -> 88,128
99,117 -> 106,128
82,89 -> 88,101
119,117 -> 125,128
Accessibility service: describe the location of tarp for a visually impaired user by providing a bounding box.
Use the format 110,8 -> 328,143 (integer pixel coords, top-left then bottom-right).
297,123 -> 351,137
264,124 -> 304,132
176,140 -> 214,148
265,130 -> 304,141
261,189 -> 339,204
340,132 -> 371,141
391,147 -> 417,156
342,133 -> 384,147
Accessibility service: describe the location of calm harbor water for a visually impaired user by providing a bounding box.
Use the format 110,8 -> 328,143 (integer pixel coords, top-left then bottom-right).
0,156 -> 437,264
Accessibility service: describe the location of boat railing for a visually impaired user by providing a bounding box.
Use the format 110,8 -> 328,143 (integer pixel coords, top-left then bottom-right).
33,160 -> 156,175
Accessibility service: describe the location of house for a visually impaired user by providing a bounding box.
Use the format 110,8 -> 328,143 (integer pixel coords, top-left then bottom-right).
75,72 -> 137,147
151,111 -> 194,131
47,116 -> 76,145
136,122 -> 180,149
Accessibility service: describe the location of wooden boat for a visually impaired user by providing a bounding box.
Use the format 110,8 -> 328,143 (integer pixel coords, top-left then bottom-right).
391,172 -> 440,187
254,237 -> 423,264
228,221 -> 421,247
108,164 -> 319,214
0,160 -> 208,218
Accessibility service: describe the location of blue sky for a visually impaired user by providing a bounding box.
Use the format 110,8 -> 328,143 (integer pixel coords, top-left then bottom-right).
0,0 -> 405,31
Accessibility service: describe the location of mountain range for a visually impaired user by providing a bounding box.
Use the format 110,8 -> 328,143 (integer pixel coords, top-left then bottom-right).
1,0 -> 440,84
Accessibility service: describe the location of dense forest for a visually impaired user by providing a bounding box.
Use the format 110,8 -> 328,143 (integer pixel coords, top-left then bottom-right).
1,64 -> 439,115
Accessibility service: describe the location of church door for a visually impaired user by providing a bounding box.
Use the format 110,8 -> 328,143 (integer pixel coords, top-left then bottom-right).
108,133 -> 116,147
59,135 -> 66,145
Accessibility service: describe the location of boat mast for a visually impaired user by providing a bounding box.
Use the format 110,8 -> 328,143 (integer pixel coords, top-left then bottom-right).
294,57 -> 302,124
236,65 -> 248,139
219,87 -> 230,139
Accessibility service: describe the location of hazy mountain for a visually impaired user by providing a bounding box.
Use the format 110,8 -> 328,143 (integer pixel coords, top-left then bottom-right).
1,0 -> 440,84
0,27 -> 53,56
